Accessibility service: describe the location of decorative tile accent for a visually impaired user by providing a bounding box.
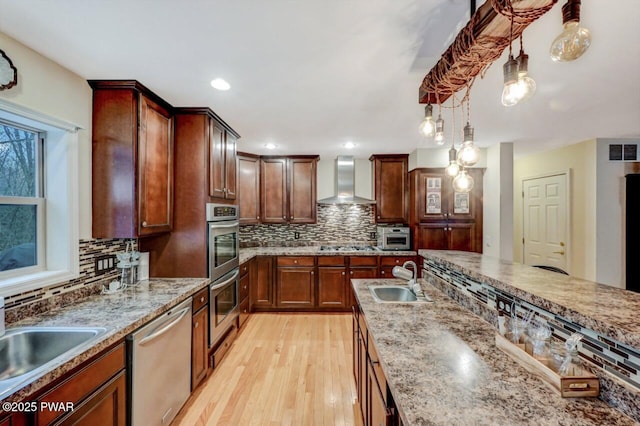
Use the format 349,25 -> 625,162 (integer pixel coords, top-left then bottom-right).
423,257 -> 640,422
239,204 -> 377,246
4,239 -> 131,324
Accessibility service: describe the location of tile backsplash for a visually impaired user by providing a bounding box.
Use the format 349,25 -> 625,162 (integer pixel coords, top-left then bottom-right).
4,238 -> 129,323
240,204 -> 377,246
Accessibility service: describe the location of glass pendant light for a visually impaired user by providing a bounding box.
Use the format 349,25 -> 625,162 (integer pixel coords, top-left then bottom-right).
434,113 -> 445,145
445,145 -> 460,177
515,36 -> 536,103
501,55 -> 521,107
457,123 -> 480,167
550,0 -> 591,62
418,104 -> 436,137
452,168 -> 474,193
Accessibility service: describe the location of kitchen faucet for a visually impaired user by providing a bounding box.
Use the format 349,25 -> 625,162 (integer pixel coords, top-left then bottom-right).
401,261 -> 425,297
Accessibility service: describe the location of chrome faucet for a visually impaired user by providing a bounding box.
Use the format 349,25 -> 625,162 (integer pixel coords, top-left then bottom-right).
401,261 -> 424,297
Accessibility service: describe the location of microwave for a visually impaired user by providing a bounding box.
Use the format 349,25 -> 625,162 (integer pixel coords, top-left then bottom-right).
377,226 -> 411,250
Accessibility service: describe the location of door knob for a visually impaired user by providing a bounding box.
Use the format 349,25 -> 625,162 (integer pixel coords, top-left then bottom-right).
553,251 -> 565,255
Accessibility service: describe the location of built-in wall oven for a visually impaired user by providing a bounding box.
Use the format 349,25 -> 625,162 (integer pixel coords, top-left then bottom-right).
207,203 -> 240,348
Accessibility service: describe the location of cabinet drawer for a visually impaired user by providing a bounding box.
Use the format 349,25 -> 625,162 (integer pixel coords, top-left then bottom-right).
240,261 -> 250,277
349,256 -> 378,267
211,324 -> 238,368
317,256 -> 345,266
37,343 -> 125,426
367,336 -> 387,403
277,256 -> 315,267
380,256 -> 413,267
239,297 -> 250,328
192,287 -> 209,312
239,272 -> 250,302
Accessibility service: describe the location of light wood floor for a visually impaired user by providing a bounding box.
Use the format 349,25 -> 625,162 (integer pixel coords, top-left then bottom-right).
173,313 -> 362,426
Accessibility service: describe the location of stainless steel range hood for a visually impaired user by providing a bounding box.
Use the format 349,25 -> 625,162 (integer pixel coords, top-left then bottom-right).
317,156 -> 375,205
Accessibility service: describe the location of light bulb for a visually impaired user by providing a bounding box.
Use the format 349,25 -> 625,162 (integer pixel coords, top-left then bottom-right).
501,56 -> 521,107
550,0 -> 591,62
456,123 -> 480,167
452,169 -> 474,193
418,104 -> 435,137
515,51 -> 536,103
434,114 -> 445,145
445,146 -> 460,177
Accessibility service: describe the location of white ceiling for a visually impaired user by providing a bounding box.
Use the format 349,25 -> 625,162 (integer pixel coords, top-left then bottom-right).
0,0 -> 639,159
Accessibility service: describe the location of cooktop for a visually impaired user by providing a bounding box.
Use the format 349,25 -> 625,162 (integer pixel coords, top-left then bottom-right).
319,245 -> 381,252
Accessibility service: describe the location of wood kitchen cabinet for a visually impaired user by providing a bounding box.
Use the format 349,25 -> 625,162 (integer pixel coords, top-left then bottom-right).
410,168 -> 483,252
348,256 -> 379,308
251,256 -> 275,310
238,259 -> 252,328
379,256 -> 417,279
370,154 -> 409,224
261,156 -> 318,224
90,80 -> 173,238
191,287 -> 209,390
238,152 -> 261,224
209,121 -> 237,200
317,256 -> 348,309
36,342 -> 126,426
139,108 -> 240,278
276,256 -> 316,308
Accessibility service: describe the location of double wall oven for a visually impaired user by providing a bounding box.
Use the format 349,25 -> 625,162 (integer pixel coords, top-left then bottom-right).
207,203 -> 240,348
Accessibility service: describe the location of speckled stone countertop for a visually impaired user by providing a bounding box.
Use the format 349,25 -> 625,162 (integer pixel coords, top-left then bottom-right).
420,250 -> 640,349
352,278 -> 638,425
239,246 -> 416,264
2,277 -> 208,402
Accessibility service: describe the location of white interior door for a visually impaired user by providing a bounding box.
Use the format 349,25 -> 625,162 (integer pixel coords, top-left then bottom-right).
523,173 -> 569,272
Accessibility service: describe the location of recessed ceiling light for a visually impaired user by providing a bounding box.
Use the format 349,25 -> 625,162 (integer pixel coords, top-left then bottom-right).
265,143 -> 277,150
210,78 -> 231,91
343,142 -> 356,149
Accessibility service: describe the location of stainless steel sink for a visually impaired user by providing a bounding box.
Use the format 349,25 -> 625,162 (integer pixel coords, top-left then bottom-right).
0,326 -> 107,398
369,285 -> 432,303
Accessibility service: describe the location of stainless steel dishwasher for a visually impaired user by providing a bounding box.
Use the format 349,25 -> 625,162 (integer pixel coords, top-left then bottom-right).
127,297 -> 192,425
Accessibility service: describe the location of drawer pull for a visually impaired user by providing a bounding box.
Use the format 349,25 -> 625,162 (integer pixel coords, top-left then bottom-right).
195,322 -> 199,328
200,296 -> 205,303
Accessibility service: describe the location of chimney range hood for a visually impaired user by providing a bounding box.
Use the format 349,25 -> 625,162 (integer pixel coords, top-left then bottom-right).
317,156 -> 375,205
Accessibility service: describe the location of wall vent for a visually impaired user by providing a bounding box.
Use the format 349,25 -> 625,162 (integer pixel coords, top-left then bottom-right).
608,143 -> 638,162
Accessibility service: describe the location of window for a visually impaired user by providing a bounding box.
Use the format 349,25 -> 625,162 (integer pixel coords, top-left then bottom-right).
0,99 -> 81,294
0,120 -> 45,275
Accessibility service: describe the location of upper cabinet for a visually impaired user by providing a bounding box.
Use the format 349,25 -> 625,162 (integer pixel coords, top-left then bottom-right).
90,80 -> 174,238
238,152 -> 261,224
209,121 -> 238,200
260,156 -> 318,224
370,154 -> 409,224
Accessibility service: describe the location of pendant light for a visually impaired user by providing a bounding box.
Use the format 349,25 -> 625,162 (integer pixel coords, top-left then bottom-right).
501,11 -> 521,107
457,123 -> 480,167
452,168 -> 474,193
550,0 -> 591,62
418,104 -> 436,137
445,145 -> 460,177
515,35 -> 536,103
434,110 -> 445,145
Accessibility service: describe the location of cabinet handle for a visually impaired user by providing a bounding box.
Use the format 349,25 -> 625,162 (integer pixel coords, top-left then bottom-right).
311,271 -> 314,275
381,270 -> 385,275
142,221 -> 148,227
350,271 -> 354,275
195,322 -> 199,328
294,260 -> 298,264
395,259 -> 399,263
283,216 -> 286,219
377,215 -> 380,219
342,271 -> 345,276
291,216 -> 294,219
200,296 -> 205,303
243,309 -> 247,313
257,216 -> 260,220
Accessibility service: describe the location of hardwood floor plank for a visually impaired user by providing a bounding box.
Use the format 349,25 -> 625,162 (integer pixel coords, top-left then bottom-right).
174,313 -> 360,426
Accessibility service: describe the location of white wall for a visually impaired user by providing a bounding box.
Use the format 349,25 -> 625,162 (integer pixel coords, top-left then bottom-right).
0,32 -> 92,239
482,143 -> 513,260
317,157 -> 372,200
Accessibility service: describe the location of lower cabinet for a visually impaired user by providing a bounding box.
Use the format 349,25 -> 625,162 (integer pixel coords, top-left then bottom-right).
251,256 -> 275,309
238,259 -> 252,328
415,222 -> 476,252
379,256 -> 416,279
36,342 -> 126,426
276,257 -> 315,308
191,287 -> 209,391
348,257 -> 379,308
353,305 -> 396,426
317,256 -> 347,309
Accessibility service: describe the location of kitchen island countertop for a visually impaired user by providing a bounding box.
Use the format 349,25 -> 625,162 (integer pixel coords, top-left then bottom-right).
352,278 -> 638,425
240,246 -> 417,264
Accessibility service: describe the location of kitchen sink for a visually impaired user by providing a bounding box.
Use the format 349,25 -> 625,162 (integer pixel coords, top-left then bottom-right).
0,326 -> 107,398
369,285 -> 432,303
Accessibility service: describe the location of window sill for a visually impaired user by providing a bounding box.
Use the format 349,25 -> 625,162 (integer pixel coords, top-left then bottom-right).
0,270 -> 80,297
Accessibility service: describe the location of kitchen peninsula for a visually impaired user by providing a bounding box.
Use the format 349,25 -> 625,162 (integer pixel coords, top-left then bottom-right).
351,250 -> 640,425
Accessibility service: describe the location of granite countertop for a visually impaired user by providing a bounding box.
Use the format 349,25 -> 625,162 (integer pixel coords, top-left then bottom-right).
2,277 -> 209,402
239,246 -> 417,264
420,250 -> 640,349
352,278 -> 637,425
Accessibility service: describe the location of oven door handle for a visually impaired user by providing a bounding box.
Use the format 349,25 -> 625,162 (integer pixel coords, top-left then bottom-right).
209,221 -> 239,229
210,269 -> 240,291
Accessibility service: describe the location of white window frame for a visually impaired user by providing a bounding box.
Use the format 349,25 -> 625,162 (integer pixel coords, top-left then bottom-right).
0,99 -> 82,296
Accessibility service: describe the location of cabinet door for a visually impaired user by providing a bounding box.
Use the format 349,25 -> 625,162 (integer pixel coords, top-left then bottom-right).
192,307 -> 208,390
445,168 -> 483,222
372,155 -> 408,224
317,267 -> 347,309
348,266 -> 378,307
277,267 -> 315,308
289,158 -> 317,223
53,372 -> 126,426
138,94 -> 173,236
358,317 -> 368,423
368,362 -> 392,426
238,154 -> 261,224
414,170 -> 449,223
224,133 -> 237,200
209,121 -> 226,199
415,223 -> 448,250
448,222 -> 476,252
261,158 -> 288,223
251,256 -> 274,308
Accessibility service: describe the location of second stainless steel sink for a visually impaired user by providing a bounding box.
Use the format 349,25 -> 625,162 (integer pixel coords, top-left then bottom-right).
369,285 -> 432,303
0,326 -> 107,398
